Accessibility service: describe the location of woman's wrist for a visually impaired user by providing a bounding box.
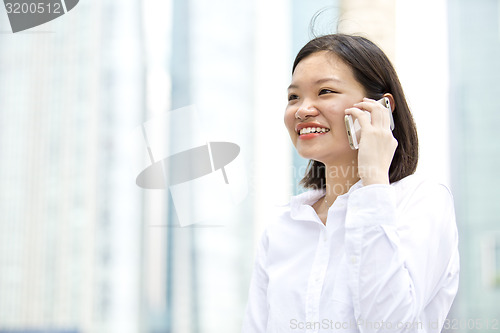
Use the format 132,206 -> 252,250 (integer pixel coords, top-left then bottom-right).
361,174 -> 390,186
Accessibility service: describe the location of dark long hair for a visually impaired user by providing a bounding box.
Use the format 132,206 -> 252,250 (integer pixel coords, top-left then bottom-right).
294,34 -> 418,188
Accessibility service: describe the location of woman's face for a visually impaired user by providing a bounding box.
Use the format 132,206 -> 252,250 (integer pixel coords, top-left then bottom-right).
284,51 -> 366,166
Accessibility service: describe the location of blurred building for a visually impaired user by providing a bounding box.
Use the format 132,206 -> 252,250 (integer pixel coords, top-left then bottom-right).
0,1 -> 144,332
448,0 -> 500,325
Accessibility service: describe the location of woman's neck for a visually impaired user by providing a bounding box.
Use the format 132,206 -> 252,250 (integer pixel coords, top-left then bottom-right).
323,160 -> 360,206
312,159 -> 360,225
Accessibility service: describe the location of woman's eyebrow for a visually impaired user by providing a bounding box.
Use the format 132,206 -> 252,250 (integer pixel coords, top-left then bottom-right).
314,77 -> 343,85
287,77 -> 343,91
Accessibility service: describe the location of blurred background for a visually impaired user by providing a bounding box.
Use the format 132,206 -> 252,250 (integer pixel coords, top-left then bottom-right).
0,0 -> 499,332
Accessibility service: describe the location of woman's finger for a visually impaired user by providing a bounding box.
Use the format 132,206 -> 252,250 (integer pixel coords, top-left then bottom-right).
345,107 -> 371,129
354,98 -> 391,130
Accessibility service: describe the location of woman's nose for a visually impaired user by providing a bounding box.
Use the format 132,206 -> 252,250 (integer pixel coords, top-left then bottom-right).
295,104 -> 319,120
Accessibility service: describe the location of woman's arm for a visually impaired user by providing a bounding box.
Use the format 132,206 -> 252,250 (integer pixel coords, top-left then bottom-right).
242,230 -> 269,333
344,179 -> 459,332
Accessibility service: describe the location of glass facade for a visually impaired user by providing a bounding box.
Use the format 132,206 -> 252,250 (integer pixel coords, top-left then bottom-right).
0,1 -> 144,332
448,0 -> 500,325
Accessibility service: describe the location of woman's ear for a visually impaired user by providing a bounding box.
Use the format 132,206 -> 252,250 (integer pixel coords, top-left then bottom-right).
383,93 -> 396,112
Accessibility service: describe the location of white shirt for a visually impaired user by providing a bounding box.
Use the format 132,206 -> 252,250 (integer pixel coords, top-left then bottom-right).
242,174 -> 459,333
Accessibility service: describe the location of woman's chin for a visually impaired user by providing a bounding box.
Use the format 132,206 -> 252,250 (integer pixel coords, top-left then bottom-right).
296,151 -> 322,162
296,147 -> 354,163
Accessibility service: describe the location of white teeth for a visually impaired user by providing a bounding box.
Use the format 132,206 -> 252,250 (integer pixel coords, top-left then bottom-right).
299,127 -> 330,135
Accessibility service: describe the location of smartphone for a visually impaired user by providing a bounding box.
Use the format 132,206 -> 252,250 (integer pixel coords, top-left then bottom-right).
345,97 -> 395,150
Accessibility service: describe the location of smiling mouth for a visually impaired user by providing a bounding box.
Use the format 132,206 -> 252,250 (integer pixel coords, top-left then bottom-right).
298,127 -> 331,136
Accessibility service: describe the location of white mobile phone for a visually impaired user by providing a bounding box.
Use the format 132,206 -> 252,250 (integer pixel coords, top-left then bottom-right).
345,97 -> 395,150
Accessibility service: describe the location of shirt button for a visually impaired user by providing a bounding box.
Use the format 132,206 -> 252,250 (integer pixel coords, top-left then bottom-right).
350,255 -> 358,264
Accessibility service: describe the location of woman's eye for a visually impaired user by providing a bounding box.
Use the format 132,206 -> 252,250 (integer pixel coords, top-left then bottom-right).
288,94 -> 299,101
319,89 -> 336,95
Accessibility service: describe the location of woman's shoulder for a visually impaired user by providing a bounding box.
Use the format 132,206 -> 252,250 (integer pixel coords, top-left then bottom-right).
392,173 -> 455,216
392,173 -> 453,198
263,189 -> 324,231
391,174 -> 458,258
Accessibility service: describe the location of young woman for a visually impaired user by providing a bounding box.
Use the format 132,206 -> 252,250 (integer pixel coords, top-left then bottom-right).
242,34 -> 459,332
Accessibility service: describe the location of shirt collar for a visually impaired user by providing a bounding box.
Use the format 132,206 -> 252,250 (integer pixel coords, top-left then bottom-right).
289,179 -> 364,221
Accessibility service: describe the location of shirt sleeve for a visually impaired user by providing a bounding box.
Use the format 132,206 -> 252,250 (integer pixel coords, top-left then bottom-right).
344,180 -> 459,332
241,229 -> 269,333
